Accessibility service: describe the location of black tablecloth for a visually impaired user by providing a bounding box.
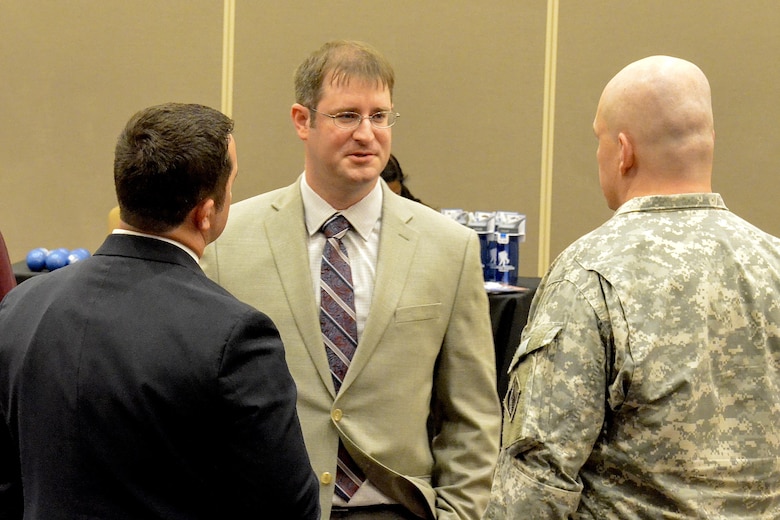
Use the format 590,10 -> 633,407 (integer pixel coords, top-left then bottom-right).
488,277 -> 540,399
13,261 -> 39,284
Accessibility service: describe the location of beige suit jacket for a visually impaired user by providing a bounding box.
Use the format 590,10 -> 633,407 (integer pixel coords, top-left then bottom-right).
202,178 -> 501,519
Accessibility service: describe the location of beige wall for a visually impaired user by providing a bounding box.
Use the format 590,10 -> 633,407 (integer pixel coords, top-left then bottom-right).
2,1 -> 778,278
550,1 -> 780,264
0,1 -> 223,263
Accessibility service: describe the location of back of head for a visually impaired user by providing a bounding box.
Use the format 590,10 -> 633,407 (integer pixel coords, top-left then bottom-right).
294,40 -> 395,111
599,56 -> 715,181
380,154 -> 424,204
380,154 -> 404,184
114,103 -> 234,233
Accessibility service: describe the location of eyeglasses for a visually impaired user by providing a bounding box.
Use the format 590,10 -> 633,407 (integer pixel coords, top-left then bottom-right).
308,107 -> 400,129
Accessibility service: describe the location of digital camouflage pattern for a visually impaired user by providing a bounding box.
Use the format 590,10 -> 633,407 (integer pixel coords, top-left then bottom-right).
484,193 -> 780,519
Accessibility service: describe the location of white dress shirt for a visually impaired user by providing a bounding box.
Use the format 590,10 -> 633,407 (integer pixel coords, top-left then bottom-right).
301,176 -> 381,341
112,229 -> 200,264
300,175 -> 397,507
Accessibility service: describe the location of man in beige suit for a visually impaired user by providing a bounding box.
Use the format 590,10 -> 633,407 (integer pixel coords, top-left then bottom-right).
202,40 -> 500,519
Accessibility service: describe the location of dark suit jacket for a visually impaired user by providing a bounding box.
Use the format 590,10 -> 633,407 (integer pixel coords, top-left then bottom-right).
0,234 -> 319,519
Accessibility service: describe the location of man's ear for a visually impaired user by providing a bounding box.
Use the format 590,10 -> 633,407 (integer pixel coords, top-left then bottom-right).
291,103 -> 311,140
617,132 -> 634,175
194,198 -> 216,232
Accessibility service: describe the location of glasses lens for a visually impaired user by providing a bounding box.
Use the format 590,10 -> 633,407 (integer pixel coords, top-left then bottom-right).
370,111 -> 397,128
333,112 -> 361,129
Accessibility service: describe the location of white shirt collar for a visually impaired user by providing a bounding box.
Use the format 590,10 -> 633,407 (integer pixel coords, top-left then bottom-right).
112,229 -> 200,264
300,174 -> 383,241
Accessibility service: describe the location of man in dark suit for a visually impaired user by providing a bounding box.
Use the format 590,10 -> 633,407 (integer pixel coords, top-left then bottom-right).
0,103 -> 320,519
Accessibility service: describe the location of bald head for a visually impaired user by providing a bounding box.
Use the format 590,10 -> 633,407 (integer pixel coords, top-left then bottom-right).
594,56 -> 715,207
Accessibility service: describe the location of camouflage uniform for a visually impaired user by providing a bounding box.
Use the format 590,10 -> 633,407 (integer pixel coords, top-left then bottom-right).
484,194 -> 780,519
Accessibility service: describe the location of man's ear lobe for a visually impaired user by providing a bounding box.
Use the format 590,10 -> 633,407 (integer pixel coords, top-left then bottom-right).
195,198 -> 216,231
618,132 -> 634,174
291,103 -> 310,139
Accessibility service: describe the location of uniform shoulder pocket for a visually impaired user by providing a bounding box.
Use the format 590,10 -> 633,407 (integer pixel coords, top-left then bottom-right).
503,324 -> 563,443
507,324 -> 563,373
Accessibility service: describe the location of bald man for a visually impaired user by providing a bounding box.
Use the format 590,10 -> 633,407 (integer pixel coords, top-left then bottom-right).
483,56 -> 780,519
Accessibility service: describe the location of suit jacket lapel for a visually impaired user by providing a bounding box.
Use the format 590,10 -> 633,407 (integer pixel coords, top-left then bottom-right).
264,184 -> 336,395
340,186 -> 419,392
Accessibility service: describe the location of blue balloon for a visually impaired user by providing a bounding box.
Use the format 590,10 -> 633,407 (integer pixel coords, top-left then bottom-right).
26,248 -> 49,272
67,248 -> 91,264
45,249 -> 70,271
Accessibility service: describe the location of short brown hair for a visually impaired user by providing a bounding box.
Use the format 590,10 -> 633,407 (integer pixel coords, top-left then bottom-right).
114,103 -> 234,233
294,40 -> 395,113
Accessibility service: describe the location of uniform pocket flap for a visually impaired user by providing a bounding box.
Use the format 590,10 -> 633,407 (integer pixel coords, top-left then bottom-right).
507,324 -> 563,374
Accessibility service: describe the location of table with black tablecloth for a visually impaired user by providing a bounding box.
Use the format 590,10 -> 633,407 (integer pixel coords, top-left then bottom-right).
487,277 -> 541,399
12,261 -> 38,285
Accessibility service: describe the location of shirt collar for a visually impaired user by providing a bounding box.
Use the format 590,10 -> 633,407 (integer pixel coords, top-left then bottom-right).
112,229 -> 200,264
301,175 -> 383,241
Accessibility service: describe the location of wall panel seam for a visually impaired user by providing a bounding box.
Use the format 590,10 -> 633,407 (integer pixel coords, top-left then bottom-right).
538,0 -> 559,276
221,0 -> 236,117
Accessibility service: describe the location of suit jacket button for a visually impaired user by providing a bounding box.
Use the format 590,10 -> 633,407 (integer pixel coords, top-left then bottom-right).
332,408 -> 343,421
320,472 -> 333,485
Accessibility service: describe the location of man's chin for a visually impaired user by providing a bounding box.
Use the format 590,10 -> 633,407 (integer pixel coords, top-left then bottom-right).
342,163 -> 381,182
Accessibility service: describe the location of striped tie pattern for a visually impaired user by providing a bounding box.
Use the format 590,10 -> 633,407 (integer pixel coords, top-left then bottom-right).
319,214 -> 365,501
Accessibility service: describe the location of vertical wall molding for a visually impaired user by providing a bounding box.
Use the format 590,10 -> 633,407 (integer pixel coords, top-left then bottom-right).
538,0 -> 559,276
221,0 -> 236,117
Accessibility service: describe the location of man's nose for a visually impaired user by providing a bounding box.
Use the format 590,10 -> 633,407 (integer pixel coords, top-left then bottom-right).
352,117 -> 376,140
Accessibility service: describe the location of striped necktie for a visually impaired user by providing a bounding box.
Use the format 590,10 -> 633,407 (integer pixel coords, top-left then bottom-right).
319,214 -> 366,501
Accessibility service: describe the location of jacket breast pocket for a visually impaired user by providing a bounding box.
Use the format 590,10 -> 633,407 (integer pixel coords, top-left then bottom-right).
394,303 -> 441,323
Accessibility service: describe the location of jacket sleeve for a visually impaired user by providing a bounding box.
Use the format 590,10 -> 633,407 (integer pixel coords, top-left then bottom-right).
0,413 -> 23,519
483,277 -> 607,519
431,232 -> 502,519
214,308 -> 320,519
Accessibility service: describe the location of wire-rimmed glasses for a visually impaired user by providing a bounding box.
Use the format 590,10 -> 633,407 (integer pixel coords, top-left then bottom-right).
309,107 -> 400,129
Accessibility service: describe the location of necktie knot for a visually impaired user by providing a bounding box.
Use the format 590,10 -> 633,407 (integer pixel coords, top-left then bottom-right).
322,214 -> 351,239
